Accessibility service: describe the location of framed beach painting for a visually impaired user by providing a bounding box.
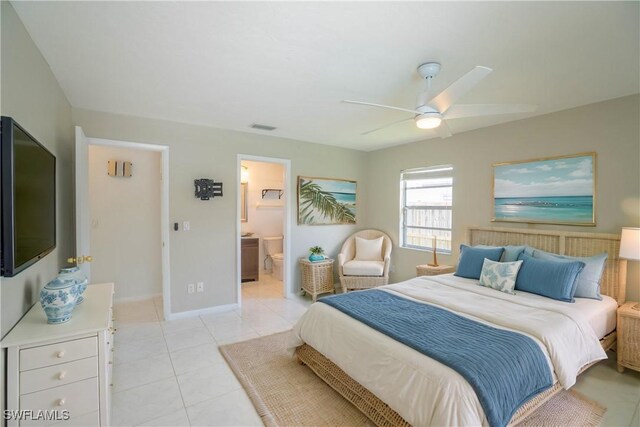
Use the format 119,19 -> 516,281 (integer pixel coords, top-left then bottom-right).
492,152 -> 596,226
298,176 -> 357,225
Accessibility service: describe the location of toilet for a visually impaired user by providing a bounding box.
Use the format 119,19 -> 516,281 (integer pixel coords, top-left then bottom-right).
271,253 -> 284,281
264,236 -> 284,281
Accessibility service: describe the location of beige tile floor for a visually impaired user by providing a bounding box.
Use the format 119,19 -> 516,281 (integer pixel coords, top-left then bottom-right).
111,273 -> 310,426
112,275 -> 640,426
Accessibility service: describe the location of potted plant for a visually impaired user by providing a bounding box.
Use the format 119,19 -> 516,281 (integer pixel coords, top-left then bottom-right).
309,246 -> 325,262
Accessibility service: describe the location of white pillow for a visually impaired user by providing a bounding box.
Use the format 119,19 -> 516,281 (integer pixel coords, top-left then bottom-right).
355,236 -> 384,261
478,258 -> 523,295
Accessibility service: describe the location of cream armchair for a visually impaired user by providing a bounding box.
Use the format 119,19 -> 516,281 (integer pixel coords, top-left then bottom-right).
338,229 -> 392,292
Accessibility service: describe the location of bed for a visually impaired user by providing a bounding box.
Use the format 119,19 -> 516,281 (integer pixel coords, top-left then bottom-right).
288,227 -> 626,427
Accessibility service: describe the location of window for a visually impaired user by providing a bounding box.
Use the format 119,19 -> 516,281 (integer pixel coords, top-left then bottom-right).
400,165 -> 453,253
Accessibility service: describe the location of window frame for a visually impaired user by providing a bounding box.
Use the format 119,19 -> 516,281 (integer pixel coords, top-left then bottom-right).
400,165 -> 454,254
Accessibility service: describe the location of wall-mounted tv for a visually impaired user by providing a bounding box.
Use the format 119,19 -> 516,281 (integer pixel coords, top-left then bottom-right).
1,116 -> 56,277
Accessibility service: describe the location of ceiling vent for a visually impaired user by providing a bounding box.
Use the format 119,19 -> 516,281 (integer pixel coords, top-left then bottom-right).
250,123 -> 277,131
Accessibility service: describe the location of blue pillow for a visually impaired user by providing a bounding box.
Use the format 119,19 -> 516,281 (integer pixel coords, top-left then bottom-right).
476,245 -> 528,262
515,253 -> 585,302
532,250 -> 607,301
455,245 -> 505,279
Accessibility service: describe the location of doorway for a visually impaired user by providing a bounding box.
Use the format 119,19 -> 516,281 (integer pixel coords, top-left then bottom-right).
237,155 -> 291,306
75,128 -> 171,319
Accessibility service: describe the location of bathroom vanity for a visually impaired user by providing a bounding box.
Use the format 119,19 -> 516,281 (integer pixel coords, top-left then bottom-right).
241,237 -> 259,282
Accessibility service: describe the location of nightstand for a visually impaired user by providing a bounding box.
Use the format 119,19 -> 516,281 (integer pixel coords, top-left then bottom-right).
416,264 -> 455,276
617,301 -> 640,373
299,258 -> 335,302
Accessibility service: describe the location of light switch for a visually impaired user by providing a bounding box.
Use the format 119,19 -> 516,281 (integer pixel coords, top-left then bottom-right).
183,221 -> 190,231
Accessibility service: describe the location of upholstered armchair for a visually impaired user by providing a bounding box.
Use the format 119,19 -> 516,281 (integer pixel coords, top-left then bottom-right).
337,229 -> 393,292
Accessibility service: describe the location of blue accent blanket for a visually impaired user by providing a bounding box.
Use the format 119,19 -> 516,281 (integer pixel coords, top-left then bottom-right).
319,290 -> 553,427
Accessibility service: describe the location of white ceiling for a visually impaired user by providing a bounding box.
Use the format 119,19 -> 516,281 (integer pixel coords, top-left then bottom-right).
12,1 -> 640,151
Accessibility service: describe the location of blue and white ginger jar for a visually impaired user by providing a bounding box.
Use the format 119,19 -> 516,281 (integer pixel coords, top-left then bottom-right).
58,267 -> 88,305
40,275 -> 78,324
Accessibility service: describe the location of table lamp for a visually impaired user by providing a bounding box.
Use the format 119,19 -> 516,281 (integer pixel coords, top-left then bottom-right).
619,227 -> 640,309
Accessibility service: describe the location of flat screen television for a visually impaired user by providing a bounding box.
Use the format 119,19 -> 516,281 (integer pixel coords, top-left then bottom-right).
1,116 -> 56,277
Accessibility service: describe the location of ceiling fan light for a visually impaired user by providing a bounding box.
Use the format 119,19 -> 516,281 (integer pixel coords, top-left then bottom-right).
415,113 -> 442,129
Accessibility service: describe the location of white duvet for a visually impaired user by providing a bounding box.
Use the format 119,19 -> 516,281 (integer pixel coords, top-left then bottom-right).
288,274 -> 607,427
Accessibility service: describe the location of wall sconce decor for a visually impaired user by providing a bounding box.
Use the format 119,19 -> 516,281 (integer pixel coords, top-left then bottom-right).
107,160 -> 133,177
241,165 -> 249,183
194,179 -> 223,200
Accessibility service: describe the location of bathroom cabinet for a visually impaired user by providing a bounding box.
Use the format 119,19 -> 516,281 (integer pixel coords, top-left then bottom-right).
241,237 -> 259,282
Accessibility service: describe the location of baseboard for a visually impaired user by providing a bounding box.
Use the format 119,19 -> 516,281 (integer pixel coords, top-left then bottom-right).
167,303 -> 238,320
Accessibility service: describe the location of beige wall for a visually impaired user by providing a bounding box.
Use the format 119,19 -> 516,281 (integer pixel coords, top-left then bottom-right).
72,108 -> 368,314
0,2 -> 74,416
366,94 -> 640,302
0,2 -> 74,336
89,145 -> 162,300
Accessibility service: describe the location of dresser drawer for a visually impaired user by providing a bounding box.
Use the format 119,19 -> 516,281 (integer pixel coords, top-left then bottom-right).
20,357 -> 98,395
48,410 -> 99,426
20,338 -> 98,371
20,378 -> 99,426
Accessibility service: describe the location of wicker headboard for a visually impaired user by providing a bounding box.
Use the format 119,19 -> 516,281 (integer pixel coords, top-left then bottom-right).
467,226 -> 625,305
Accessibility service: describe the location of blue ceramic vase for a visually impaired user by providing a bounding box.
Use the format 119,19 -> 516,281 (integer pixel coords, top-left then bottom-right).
58,267 -> 88,305
309,254 -> 325,262
40,275 -> 79,324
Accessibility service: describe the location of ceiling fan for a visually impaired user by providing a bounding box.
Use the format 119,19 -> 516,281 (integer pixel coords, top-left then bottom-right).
343,62 -> 537,138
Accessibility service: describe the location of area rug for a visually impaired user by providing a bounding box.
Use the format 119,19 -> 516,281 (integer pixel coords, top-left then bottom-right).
219,332 -> 606,427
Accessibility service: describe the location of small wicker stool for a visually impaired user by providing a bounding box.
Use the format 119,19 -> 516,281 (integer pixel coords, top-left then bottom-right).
299,258 -> 334,302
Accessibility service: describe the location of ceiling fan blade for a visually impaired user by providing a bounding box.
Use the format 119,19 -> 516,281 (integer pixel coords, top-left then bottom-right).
435,121 -> 453,139
342,100 -> 421,115
444,104 -> 537,119
427,66 -> 493,114
361,117 -> 413,135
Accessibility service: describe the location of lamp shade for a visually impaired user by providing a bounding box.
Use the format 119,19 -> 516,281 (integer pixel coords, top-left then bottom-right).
619,227 -> 640,260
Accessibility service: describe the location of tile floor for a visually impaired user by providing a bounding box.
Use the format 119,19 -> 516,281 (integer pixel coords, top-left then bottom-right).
112,275 -> 640,426
111,273 -> 310,426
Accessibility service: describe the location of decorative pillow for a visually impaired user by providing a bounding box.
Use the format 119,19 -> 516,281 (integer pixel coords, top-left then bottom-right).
354,236 -> 384,261
532,250 -> 607,301
478,259 -> 523,294
454,245 -> 505,280
476,245 -> 528,262
515,253 -> 585,302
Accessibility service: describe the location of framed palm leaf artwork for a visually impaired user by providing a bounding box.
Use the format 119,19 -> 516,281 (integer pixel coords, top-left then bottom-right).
298,176 -> 357,225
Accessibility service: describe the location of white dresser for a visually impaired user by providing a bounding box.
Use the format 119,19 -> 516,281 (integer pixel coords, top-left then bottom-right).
2,283 -> 114,426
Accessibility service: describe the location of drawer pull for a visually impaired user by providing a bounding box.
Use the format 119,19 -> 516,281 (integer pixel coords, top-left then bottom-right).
57,398 -> 66,406
58,372 -> 66,380
56,351 -> 65,359
108,361 -> 113,365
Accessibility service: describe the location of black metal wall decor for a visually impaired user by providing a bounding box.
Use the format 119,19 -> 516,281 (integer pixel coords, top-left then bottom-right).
194,179 -> 223,200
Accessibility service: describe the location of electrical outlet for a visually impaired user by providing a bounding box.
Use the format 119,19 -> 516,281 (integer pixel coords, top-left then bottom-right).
197,282 -> 204,292
183,221 -> 190,231
187,283 -> 195,294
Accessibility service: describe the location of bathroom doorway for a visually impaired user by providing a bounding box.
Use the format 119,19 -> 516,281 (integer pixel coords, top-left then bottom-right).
237,155 -> 291,306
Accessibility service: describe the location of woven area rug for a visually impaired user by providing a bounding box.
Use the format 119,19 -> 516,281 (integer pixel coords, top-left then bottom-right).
219,332 -> 606,427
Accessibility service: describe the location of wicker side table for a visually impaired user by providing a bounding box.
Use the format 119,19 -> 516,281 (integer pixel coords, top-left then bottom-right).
416,264 -> 455,276
299,258 -> 335,302
617,301 -> 640,373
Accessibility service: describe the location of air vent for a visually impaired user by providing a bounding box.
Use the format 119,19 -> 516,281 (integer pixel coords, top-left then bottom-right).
250,123 -> 277,131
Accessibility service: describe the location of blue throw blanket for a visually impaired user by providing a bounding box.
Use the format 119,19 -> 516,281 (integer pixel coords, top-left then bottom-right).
319,290 -> 552,427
